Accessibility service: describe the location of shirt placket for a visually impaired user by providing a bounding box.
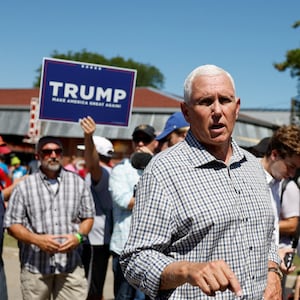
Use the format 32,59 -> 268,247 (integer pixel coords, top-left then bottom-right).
44,179 -> 64,272
228,164 -> 255,295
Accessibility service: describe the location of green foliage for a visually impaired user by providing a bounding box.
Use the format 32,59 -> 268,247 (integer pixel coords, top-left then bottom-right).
33,49 -> 164,89
274,49 -> 300,77
273,20 -> 300,93
292,21 -> 300,29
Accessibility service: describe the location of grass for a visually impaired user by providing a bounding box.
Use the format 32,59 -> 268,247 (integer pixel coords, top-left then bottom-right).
292,255 -> 300,276
3,232 -> 18,248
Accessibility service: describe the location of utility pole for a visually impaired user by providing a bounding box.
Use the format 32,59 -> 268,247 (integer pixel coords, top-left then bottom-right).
290,95 -> 300,125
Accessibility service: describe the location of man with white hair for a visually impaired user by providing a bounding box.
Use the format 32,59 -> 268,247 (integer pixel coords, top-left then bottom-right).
120,64 -> 281,299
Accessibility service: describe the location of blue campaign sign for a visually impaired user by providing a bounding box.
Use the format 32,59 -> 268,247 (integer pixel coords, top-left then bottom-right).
38,58 -> 137,127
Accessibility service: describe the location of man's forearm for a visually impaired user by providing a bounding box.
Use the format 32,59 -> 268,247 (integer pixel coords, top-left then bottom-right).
79,217 -> 94,235
279,217 -> 298,235
160,261 -> 188,290
8,223 -> 40,246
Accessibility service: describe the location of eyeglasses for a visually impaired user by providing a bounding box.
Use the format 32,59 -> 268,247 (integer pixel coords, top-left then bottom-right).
41,148 -> 63,156
132,135 -> 153,144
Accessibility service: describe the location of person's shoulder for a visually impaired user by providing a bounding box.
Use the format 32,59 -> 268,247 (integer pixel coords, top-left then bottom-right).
232,143 -> 265,172
62,168 -> 85,181
285,179 -> 299,192
236,144 -> 259,162
13,172 -> 36,188
150,141 -> 188,168
111,158 -> 131,170
0,167 -> 5,176
241,148 -> 256,159
99,165 -> 110,179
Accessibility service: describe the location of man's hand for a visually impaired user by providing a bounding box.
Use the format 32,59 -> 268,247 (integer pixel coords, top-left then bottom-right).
57,234 -> 81,253
187,260 -> 242,297
279,247 -> 296,274
36,234 -> 81,253
136,146 -> 154,155
35,234 -> 62,254
80,116 -> 96,137
161,260 -> 242,297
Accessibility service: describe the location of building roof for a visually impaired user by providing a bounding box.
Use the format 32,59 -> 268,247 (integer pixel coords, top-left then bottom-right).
0,87 -> 278,147
0,88 -> 40,107
0,87 -> 183,110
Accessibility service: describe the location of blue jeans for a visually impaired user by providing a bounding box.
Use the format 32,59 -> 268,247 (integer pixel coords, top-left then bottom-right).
112,253 -> 145,300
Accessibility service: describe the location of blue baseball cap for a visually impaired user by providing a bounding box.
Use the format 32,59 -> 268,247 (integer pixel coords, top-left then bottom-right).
156,112 -> 189,141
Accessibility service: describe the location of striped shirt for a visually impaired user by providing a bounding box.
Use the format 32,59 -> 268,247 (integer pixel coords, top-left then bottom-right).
4,168 -> 95,274
120,131 -> 279,299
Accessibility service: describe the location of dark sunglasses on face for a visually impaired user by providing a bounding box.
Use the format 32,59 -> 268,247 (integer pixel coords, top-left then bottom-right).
133,135 -> 153,144
41,148 -> 63,155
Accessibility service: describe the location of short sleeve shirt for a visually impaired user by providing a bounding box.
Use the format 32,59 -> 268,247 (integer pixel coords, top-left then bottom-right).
4,168 -> 95,274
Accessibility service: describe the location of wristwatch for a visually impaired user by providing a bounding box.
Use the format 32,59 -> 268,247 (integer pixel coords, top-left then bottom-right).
268,266 -> 283,280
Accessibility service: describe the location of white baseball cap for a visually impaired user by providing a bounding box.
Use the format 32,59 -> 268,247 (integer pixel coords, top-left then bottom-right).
77,136 -> 114,157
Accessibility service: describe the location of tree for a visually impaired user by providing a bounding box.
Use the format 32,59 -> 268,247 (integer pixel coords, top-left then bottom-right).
33,49 -> 165,89
274,21 -> 300,94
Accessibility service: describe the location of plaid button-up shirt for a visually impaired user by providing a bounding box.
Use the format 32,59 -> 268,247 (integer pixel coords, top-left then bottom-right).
120,131 -> 279,299
4,168 -> 95,274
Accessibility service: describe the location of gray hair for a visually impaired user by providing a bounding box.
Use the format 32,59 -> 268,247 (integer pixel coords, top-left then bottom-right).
183,64 -> 236,104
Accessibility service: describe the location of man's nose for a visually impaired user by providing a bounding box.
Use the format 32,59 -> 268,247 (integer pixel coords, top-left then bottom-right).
211,100 -> 222,114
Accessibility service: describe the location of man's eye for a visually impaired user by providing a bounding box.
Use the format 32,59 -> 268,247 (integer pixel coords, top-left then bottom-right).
197,98 -> 213,106
219,97 -> 233,104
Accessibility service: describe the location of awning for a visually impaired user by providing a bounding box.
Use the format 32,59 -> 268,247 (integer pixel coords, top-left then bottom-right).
0,107 -> 277,147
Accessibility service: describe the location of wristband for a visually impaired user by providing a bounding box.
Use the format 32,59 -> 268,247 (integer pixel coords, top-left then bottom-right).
75,233 -> 83,244
268,266 -> 283,280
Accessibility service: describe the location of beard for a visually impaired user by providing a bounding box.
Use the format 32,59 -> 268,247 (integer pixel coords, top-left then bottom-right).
41,159 -> 61,172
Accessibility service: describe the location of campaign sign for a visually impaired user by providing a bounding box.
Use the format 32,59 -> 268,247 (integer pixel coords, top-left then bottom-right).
39,58 -> 137,127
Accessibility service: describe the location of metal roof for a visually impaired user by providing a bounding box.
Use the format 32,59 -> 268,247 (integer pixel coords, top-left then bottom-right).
0,87 -> 279,147
0,106 -> 277,147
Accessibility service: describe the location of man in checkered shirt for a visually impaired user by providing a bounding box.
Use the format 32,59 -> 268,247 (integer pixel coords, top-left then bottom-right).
4,136 -> 95,299
120,65 -> 281,299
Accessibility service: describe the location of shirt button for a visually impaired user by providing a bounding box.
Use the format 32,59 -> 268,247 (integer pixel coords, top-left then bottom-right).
249,246 -> 253,250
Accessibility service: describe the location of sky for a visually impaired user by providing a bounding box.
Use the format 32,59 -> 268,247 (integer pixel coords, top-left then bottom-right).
1,1 -> 300,109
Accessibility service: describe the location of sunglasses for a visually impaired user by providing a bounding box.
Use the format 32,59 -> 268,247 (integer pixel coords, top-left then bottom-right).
132,135 -> 153,144
41,148 -> 63,155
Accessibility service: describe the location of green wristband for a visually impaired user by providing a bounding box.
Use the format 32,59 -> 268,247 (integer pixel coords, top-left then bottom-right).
75,233 -> 83,244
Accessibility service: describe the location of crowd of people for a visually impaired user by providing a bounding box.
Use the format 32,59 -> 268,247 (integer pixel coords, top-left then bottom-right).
0,64 -> 300,300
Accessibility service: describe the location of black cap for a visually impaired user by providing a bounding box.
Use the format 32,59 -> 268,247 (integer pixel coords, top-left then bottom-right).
37,136 -> 63,152
132,124 -> 156,140
249,137 -> 270,157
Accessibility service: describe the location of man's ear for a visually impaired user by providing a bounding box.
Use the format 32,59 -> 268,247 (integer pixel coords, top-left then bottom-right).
270,149 -> 280,161
181,102 -> 190,123
235,98 -> 241,120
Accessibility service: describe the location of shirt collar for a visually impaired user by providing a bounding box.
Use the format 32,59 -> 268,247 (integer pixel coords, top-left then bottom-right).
38,167 -> 63,180
262,166 -> 280,187
185,131 -> 245,168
